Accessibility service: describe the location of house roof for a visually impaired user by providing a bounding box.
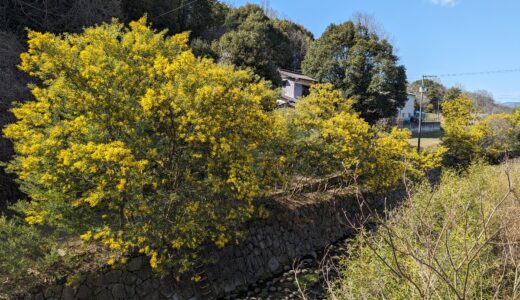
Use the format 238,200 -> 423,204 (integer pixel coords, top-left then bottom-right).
279,69 -> 317,83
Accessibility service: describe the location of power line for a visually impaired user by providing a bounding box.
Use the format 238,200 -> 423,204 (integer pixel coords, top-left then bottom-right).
155,0 -> 200,19
434,68 -> 520,78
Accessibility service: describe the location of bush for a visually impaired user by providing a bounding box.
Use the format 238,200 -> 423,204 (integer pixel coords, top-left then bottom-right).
442,96 -> 520,167
0,215 -> 57,296
2,15 -> 445,288
4,17 -> 281,275
441,95 -> 481,168
474,113 -> 520,163
330,162 -> 520,299
280,83 -> 445,188
0,211 -> 119,297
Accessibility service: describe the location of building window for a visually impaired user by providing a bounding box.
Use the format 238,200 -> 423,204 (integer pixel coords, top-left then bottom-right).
301,85 -> 310,97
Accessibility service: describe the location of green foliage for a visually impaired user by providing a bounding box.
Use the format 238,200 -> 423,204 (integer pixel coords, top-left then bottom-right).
409,79 -> 446,112
443,86 -> 463,102
272,19 -> 314,71
295,273 -> 319,288
122,0 -> 226,39
0,0 -> 123,34
330,162 -> 520,299
190,37 -> 218,59
0,215 -> 59,296
0,1 -> 316,85
0,215 -> 53,277
301,21 -> 407,123
214,4 -> 292,85
4,17 -> 281,274
473,112 -> 520,162
0,210 -> 123,297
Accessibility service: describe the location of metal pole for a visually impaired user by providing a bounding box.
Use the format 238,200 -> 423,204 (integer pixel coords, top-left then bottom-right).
437,95 -> 440,121
417,76 -> 424,152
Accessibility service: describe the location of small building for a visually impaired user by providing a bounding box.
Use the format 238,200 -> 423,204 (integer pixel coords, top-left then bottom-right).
277,69 -> 317,107
397,94 -> 416,122
398,93 -> 442,133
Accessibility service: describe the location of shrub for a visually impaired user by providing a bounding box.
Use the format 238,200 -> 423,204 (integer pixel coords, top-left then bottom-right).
282,83 -> 445,188
474,113 -> 520,162
443,96 -> 520,167
441,95 -> 481,168
330,162 -> 520,299
0,212 -> 119,297
4,17 -> 281,275
0,215 -> 57,296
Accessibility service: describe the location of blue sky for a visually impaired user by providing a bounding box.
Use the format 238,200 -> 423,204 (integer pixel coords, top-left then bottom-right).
230,0 -> 520,103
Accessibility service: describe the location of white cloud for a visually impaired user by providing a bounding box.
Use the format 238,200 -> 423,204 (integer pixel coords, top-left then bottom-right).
429,0 -> 458,6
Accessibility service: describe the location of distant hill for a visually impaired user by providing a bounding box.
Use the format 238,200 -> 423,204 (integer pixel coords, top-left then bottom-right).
501,102 -> 520,108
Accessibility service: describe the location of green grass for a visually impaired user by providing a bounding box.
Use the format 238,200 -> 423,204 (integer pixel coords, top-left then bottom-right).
294,273 -> 319,287
424,113 -> 442,122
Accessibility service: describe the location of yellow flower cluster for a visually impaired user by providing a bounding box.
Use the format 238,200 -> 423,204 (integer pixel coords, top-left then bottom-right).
4,16 -> 278,275
291,83 -> 445,188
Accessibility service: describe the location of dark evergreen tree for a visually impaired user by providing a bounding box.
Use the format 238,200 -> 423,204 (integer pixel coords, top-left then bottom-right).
122,0 -> 228,39
0,0 -> 122,34
273,19 -> 314,72
214,4 -> 292,85
409,79 -> 446,112
302,21 -> 407,123
444,87 -> 464,102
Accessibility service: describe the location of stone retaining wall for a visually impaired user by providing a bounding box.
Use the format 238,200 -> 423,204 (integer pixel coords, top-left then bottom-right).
28,190 -> 403,300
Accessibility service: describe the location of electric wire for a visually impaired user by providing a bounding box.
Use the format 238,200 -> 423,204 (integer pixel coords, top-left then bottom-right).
155,0 -> 200,19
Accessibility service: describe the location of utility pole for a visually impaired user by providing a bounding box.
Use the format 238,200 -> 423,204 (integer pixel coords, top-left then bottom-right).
417,76 -> 424,152
417,75 -> 439,152
437,95 -> 441,121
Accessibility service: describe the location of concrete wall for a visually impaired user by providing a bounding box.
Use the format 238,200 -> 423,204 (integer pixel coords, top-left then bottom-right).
27,190 -> 403,300
402,121 -> 442,133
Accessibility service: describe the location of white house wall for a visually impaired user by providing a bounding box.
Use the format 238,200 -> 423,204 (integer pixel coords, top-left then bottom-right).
283,80 -> 296,99
398,95 -> 416,121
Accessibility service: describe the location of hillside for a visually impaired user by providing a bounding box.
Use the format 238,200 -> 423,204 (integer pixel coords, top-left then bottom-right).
502,101 -> 520,108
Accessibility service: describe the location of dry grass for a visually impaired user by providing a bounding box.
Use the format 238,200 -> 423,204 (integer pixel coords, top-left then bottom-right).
408,137 -> 442,149
328,161 -> 520,299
